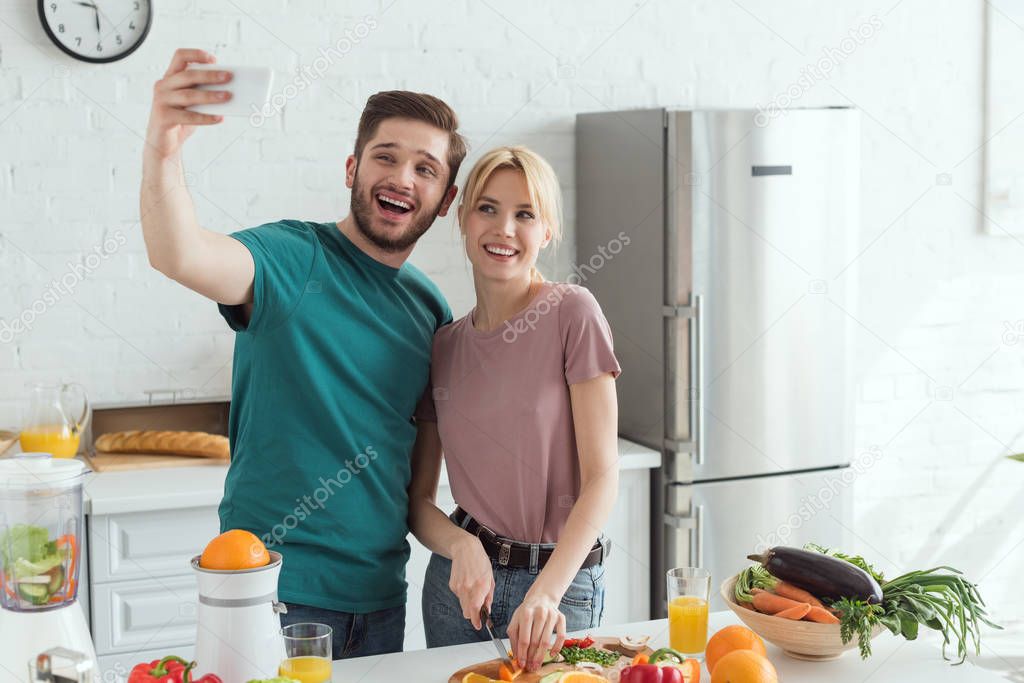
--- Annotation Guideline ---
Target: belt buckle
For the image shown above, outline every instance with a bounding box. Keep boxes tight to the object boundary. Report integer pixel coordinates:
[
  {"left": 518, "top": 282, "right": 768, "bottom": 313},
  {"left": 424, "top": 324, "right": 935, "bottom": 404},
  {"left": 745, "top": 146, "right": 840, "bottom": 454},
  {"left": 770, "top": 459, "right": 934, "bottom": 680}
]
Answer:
[{"left": 498, "top": 542, "right": 512, "bottom": 566}]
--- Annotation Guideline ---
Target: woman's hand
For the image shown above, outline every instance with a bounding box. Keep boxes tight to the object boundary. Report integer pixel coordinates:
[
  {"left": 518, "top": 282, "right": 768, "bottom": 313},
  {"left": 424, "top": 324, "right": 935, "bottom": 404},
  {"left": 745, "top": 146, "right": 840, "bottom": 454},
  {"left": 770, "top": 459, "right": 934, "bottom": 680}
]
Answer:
[
  {"left": 507, "top": 592, "right": 566, "bottom": 672},
  {"left": 448, "top": 534, "right": 495, "bottom": 630}
]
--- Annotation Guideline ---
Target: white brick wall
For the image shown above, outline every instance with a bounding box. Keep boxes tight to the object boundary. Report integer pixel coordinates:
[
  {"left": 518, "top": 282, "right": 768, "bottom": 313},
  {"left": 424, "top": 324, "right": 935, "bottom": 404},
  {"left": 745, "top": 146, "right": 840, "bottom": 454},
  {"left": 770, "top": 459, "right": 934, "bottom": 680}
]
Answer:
[{"left": 1, "top": 0, "right": 1022, "bottom": 640}]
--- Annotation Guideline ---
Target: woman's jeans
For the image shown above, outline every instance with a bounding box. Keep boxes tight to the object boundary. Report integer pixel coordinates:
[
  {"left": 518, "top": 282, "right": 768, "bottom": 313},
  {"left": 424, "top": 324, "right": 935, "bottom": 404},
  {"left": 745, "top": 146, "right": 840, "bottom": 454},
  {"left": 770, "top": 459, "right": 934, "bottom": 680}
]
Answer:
[{"left": 422, "top": 552, "right": 606, "bottom": 648}]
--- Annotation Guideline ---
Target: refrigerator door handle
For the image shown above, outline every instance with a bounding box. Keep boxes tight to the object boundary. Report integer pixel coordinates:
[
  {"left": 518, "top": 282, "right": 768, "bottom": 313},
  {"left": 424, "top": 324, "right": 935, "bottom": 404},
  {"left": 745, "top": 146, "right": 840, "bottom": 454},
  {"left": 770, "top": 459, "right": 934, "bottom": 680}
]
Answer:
[
  {"left": 662, "top": 293, "right": 705, "bottom": 465},
  {"left": 663, "top": 504, "right": 704, "bottom": 568}
]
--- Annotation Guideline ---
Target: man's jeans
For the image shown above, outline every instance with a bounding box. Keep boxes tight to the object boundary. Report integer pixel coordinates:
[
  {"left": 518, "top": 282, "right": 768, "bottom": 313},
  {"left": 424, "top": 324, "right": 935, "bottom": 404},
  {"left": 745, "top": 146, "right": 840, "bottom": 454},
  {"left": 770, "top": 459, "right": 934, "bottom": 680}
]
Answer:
[
  {"left": 280, "top": 602, "right": 406, "bottom": 660},
  {"left": 422, "top": 552, "right": 606, "bottom": 648}
]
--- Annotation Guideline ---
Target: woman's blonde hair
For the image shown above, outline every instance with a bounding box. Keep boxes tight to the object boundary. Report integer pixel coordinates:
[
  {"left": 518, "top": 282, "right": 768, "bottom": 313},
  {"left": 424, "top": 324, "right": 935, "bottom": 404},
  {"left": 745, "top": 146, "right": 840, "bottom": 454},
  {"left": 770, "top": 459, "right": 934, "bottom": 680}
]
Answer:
[{"left": 457, "top": 146, "right": 563, "bottom": 280}]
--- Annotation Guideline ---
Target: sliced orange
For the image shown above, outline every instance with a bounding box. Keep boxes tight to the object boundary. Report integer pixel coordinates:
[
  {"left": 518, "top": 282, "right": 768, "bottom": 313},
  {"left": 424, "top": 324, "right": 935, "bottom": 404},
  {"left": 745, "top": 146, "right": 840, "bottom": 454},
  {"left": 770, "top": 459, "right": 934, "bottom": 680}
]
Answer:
[
  {"left": 462, "top": 673, "right": 497, "bottom": 683},
  {"left": 559, "top": 673, "right": 607, "bottom": 683}
]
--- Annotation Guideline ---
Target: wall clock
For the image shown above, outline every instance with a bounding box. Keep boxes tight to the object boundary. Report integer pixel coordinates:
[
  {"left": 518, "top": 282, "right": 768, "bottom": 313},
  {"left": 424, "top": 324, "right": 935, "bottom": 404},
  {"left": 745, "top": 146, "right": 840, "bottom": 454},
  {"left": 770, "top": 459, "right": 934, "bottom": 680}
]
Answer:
[{"left": 38, "top": 0, "right": 152, "bottom": 64}]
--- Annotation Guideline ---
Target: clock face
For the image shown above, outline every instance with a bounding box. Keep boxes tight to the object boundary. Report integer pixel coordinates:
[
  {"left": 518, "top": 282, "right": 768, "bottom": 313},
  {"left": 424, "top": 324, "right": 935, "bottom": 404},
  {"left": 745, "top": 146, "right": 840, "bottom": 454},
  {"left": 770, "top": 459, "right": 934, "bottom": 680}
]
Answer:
[{"left": 38, "top": 0, "right": 152, "bottom": 63}]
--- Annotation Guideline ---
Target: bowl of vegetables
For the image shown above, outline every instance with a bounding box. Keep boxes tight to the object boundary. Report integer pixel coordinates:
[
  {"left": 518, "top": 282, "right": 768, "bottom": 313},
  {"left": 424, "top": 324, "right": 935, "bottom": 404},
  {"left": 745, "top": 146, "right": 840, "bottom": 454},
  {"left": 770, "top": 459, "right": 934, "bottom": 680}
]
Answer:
[{"left": 721, "top": 544, "right": 999, "bottom": 663}]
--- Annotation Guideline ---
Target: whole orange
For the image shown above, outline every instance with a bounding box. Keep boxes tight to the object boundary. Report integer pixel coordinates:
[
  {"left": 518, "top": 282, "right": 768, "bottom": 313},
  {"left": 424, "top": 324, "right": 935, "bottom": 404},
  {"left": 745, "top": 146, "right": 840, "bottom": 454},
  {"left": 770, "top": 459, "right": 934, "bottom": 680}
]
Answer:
[
  {"left": 709, "top": 650, "right": 777, "bottom": 683},
  {"left": 705, "top": 625, "right": 767, "bottom": 674},
  {"left": 200, "top": 529, "right": 270, "bottom": 570}
]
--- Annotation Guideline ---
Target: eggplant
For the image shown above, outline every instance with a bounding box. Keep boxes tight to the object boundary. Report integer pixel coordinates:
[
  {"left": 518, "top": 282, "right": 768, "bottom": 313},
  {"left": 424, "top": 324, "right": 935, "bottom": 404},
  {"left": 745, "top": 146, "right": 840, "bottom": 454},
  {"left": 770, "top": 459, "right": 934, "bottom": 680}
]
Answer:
[{"left": 747, "top": 546, "right": 883, "bottom": 604}]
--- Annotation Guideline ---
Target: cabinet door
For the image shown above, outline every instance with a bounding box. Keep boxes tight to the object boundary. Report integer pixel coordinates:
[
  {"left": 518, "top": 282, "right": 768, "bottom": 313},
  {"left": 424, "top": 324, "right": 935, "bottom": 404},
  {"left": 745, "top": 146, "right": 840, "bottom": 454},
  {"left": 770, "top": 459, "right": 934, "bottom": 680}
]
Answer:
[
  {"left": 404, "top": 485, "right": 456, "bottom": 651},
  {"left": 90, "top": 506, "right": 220, "bottom": 582},
  {"left": 601, "top": 468, "right": 652, "bottom": 625},
  {"left": 91, "top": 575, "right": 198, "bottom": 655}
]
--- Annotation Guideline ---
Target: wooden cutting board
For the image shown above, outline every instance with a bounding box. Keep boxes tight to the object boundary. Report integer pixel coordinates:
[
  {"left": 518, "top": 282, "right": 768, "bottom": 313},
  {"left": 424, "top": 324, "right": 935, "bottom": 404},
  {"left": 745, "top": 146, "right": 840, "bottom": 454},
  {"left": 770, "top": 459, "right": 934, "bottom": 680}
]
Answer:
[
  {"left": 83, "top": 452, "right": 229, "bottom": 472},
  {"left": 449, "top": 636, "right": 651, "bottom": 683}
]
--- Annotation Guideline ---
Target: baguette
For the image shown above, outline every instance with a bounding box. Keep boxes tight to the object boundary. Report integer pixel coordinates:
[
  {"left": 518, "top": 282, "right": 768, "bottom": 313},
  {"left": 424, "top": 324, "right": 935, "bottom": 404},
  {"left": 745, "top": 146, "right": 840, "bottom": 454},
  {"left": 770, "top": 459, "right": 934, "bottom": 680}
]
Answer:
[{"left": 94, "top": 430, "right": 229, "bottom": 459}]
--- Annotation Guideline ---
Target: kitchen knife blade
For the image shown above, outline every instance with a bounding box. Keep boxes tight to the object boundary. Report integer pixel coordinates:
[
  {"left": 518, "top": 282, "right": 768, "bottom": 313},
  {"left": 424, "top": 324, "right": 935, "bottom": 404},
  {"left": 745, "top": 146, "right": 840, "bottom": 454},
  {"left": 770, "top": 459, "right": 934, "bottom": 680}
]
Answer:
[{"left": 480, "top": 606, "right": 515, "bottom": 669}]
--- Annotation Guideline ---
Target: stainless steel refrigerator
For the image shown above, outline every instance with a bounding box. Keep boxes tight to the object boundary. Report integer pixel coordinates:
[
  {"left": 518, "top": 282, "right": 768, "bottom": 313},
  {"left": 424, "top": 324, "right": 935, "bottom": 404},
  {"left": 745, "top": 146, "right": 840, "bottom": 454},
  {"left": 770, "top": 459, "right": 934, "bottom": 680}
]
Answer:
[{"left": 576, "top": 108, "right": 860, "bottom": 615}]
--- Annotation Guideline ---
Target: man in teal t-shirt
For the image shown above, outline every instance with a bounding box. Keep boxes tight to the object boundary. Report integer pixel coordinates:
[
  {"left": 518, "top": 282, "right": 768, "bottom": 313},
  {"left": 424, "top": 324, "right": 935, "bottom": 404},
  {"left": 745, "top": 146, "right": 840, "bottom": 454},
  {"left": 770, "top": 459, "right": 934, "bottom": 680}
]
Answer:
[{"left": 141, "top": 48, "right": 467, "bottom": 659}]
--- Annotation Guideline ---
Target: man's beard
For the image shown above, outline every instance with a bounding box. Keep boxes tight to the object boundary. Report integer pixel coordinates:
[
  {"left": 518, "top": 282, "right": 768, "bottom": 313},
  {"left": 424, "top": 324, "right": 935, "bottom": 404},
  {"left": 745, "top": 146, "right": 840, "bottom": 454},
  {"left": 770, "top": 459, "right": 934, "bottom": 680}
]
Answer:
[{"left": 350, "top": 170, "right": 444, "bottom": 253}]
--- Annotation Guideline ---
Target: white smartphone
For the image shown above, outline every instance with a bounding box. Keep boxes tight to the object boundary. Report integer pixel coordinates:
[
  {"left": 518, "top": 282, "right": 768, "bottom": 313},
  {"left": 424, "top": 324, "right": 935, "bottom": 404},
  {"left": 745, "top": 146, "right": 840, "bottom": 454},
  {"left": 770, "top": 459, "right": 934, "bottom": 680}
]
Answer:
[{"left": 185, "top": 64, "right": 274, "bottom": 117}]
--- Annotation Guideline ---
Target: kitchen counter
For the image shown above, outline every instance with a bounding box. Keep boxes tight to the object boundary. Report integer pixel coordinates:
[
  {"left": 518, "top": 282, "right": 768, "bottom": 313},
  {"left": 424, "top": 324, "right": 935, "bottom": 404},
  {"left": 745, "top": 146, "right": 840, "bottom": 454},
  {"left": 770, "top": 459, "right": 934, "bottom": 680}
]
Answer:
[
  {"left": 330, "top": 611, "right": 1009, "bottom": 682},
  {"left": 82, "top": 437, "right": 661, "bottom": 515}
]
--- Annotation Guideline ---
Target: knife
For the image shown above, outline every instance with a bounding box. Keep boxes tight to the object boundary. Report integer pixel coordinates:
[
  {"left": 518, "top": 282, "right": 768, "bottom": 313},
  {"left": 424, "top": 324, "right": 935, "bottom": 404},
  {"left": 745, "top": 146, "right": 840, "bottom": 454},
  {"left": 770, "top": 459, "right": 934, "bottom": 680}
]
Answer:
[{"left": 480, "top": 606, "right": 516, "bottom": 670}]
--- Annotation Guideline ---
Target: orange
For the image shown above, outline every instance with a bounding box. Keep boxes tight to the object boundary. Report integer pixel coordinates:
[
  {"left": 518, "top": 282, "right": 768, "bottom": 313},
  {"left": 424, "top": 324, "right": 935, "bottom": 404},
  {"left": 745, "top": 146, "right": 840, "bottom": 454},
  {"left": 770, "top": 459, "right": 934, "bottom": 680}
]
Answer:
[
  {"left": 462, "top": 674, "right": 495, "bottom": 683},
  {"left": 705, "top": 625, "right": 767, "bottom": 675},
  {"left": 199, "top": 529, "right": 270, "bottom": 570},
  {"left": 709, "top": 650, "right": 777, "bottom": 683}
]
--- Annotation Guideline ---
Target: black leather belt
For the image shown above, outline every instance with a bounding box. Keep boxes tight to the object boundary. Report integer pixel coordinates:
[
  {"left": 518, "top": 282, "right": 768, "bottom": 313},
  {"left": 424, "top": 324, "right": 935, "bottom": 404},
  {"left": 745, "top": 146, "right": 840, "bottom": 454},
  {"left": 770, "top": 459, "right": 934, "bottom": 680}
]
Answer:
[{"left": 453, "top": 507, "right": 608, "bottom": 571}]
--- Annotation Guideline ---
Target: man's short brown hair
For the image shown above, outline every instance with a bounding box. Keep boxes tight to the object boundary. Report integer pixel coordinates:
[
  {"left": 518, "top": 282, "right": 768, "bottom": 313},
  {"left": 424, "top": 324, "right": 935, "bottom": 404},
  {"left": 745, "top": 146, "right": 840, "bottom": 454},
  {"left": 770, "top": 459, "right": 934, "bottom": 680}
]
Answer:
[{"left": 354, "top": 91, "right": 468, "bottom": 190}]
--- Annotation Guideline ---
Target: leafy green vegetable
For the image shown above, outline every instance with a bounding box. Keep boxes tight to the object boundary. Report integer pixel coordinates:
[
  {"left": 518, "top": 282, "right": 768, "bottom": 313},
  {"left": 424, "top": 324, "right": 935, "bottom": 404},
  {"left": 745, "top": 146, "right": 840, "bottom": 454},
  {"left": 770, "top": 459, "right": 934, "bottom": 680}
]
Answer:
[
  {"left": 734, "top": 564, "right": 776, "bottom": 603},
  {"left": 804, "top": 542, "right": 885, "bottom": 584},
  {"left": 559, "top": 646, "right": 620, "bottom": 667},
  {"left": 807, "top": 545, "right": 1001, "bottom": 663},
  {"left": 832, "top": 597, "right": 884, "bottom": 658},
  {"left": 0, "top": 524, "right": 58, "bottom": 571}
]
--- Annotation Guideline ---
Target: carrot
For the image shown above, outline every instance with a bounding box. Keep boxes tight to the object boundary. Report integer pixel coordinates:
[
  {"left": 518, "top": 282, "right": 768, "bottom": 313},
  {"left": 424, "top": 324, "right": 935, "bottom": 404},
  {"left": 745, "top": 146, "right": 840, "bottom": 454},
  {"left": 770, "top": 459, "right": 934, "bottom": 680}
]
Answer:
[
  {"left": 774, "top": 603, "right": 812, "bottom": 620},
  {"left": 803, "top": 605, "right": 840, "bottom": 624},
  {"left": 773, "top": 580, "right": 824, "bottom": 608},
  {"left": 751, "top": 590, "right": 809, "bottom": 615}
]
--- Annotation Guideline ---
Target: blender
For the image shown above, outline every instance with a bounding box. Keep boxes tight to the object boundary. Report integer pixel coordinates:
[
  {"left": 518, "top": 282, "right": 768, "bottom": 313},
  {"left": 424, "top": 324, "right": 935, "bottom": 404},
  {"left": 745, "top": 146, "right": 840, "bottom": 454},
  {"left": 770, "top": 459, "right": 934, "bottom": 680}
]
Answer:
[{"left": 0, "top": 455, "right": 96, "bottom": 682}]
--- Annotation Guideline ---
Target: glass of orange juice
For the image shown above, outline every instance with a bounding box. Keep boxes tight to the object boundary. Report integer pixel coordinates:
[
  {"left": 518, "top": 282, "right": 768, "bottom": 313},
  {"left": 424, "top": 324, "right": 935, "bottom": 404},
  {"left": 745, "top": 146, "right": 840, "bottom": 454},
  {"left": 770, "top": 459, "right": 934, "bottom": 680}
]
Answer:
[
  {"left": 280, "top": 622, "right": 332, "bottom": 683},
  {"left": 667, "top": 567, "right": 711, "bottom": 657}
]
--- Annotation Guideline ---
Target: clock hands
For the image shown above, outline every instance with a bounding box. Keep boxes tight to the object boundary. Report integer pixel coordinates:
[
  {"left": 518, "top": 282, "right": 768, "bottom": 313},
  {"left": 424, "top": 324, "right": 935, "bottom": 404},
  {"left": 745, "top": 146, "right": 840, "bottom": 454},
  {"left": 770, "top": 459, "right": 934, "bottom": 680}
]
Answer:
[{"left": 73, "top": 1, "right": 100, "bottom": 35}]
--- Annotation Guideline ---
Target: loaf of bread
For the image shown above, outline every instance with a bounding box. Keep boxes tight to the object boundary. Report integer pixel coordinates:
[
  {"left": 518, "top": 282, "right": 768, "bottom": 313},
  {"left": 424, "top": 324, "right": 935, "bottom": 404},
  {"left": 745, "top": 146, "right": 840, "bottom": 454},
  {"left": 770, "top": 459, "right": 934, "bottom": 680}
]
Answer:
[{"left": 94, "top": 430, "right": 229, "bottom": 459}]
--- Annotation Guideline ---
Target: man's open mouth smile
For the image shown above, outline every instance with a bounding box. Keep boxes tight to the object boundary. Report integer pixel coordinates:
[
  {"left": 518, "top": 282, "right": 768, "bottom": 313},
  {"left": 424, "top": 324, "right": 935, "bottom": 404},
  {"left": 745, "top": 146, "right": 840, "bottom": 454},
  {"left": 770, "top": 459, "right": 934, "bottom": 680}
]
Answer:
[{"left": 376, "top": 191, "right": 415, "bottom": 219}]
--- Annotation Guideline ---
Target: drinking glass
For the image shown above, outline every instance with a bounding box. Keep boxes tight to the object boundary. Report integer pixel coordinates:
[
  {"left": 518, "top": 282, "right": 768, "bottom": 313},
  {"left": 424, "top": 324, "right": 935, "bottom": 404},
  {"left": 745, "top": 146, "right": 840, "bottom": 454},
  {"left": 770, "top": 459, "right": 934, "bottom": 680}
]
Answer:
[
  {"left": 667, "top": 567, "right": 711, "bottom": 657},
  {"left": 279, "top": 622, "right": 332, "bottom": 683}
]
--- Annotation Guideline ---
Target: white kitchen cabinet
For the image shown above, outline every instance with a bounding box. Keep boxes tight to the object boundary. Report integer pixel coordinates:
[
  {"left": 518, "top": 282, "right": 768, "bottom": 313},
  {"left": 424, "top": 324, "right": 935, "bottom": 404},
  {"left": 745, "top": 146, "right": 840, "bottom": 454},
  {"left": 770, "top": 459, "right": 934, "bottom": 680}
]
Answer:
[
  {"left": 89, "top": 506, "right": 221, "bottom": 582},
  {"left": 91, "top": 575, "right": 199, "bottom": 654},
  {"left": 87, "top": 505, "right": 216, "bottom": 673}
]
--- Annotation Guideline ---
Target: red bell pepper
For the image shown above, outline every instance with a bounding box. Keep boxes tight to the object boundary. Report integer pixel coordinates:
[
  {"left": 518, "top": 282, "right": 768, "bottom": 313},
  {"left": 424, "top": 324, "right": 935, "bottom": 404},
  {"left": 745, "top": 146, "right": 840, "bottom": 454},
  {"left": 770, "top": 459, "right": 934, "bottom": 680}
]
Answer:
[
  {"left": 620, "top": 664, "right": 684, "bottom": 683},
  {"left": 126, "top": 656, "right": 222, "bottom": 683},
  {"left": 188, "top": 674, "right": 223, "bottom": 683},
  {"left": 127, "top": 656, "right": 192, "bottom": 683}
]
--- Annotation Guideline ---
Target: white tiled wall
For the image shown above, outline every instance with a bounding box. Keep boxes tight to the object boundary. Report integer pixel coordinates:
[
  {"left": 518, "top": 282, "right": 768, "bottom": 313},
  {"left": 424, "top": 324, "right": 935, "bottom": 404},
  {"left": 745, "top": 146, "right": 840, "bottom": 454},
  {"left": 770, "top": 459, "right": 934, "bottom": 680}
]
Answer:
[{"left": 1, "top": 0, "right": 1021, "bottom": 636}]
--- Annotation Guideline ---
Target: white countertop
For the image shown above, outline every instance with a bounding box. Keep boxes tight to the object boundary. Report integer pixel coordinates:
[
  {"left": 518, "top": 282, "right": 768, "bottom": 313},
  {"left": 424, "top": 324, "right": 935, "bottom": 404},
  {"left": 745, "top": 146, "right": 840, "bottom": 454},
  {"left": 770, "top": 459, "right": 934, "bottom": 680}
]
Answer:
[
  {"left": 82, "top": 438, "right": 661, "bottom": 515},
  {"left": 331, "top": 611, "right": 1010, "bottom": 682}
]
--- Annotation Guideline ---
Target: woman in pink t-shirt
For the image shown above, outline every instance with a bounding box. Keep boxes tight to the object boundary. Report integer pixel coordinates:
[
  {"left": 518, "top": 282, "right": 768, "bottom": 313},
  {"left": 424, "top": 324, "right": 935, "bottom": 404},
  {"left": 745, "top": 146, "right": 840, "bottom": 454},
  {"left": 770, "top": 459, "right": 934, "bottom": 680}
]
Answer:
[{"left": 409, "top": 146, "right": 622, "bottom": 672}]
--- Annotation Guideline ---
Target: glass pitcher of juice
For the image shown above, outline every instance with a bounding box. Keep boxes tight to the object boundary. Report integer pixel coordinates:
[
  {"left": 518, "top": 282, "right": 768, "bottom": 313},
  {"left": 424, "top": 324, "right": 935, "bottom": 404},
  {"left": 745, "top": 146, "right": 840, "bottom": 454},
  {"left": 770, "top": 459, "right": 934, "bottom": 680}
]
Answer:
[{"left": 19, "top": 383, "right": 90, "bottom": 458}]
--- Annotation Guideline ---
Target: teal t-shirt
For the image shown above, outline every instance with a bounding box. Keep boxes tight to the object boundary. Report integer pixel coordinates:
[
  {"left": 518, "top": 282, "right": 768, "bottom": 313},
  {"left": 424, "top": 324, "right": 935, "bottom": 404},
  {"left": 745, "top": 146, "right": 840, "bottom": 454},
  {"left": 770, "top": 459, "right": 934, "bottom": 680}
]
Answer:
[{"left": 216, "top": 219, "right": 451, "bottom": 613}]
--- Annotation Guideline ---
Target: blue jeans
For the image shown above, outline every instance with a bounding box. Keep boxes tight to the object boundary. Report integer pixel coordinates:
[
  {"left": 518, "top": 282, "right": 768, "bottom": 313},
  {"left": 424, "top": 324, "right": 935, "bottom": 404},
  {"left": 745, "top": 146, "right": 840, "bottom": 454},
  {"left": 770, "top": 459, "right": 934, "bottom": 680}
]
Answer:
[
  {"left": 280, "top": 602, "right": 405, "bottom": 659},
  {"left": 422, "top": 552, "right": 606, "bottom": 648}
]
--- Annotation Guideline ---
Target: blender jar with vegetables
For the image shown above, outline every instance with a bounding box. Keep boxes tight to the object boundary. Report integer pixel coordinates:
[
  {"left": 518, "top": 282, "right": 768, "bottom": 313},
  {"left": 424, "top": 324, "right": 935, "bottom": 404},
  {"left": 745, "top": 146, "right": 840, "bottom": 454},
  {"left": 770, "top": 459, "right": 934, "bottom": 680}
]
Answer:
[{"left": 0, "top": 457, "right": 85, "bottom": 611}]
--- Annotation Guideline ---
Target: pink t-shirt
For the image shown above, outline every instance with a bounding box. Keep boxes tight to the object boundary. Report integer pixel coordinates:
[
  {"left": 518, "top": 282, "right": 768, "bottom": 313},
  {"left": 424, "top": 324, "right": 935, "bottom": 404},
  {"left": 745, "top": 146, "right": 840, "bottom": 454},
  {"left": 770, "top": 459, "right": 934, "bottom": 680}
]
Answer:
[{"left": 416, "top": 282, "right": 621, "bottom": 543}]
